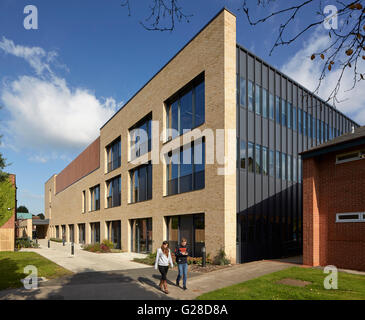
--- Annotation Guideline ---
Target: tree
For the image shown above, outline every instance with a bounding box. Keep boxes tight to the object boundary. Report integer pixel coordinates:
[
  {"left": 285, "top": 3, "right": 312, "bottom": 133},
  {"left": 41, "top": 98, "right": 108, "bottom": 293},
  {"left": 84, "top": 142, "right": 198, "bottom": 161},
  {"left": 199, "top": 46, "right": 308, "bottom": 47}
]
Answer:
[
  {"left": 37, "top": 213, "right": 45, "bottom": 220},
  {"left": 0, "top": 179, "right": 15, "bottom": 227},
  {"left": 121, "top": 0, "right": 365, "bottom": 106},
  {"left": 17, "top": 205, "right": 29, "bottom": 213}
]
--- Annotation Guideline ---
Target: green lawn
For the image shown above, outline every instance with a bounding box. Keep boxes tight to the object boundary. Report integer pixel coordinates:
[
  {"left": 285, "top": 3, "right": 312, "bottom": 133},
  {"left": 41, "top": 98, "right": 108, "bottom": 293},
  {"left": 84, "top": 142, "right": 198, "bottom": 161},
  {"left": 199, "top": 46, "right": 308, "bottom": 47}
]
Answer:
[
  {"left": 197, "top": 266, "right": 365, "bottom": 300},
  {"left": 0, "top": 251, "right": 72, "bottom": 291}
]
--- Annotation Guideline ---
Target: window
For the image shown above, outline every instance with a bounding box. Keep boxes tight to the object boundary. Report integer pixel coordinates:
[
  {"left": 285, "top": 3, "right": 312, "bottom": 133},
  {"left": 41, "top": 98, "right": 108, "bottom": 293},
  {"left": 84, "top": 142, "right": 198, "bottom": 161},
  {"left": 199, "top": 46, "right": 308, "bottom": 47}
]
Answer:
[
  {"left": 293, "top": 157, "right": 297, "bottom": 182},
  {"left": 293, "top": 107, "right": 297, "bottom": 131},
  {"left": 240, "top": 77, "right": 246, "bottom": 107},
  {"left": 336, "top": 212, "right": 365, "bottom": 223},
  {"left": 276, "top": 96, "right": 280, "bottom": 124},
  {"left": 262, "top": 146, "right": 268, "bottom": 176},
  {"left": 288, "top": 155, "right": 292, "bottom": 182},
  {"left": 166, "top": 139, "right": 205, "bottom": 196},
  {"left": 248, "top": 142, "right": 254, "bottom": 172},
  {"left": 240, "top": 140, "right": 246, "bottom": 169},
  {"left": 269, "top": 93, "right": 274, "bottom": 120},
  {"left": 303, "top": 111, "right": 307, "bottom": 136},
  {"left": 321, "top": 121, "right": 324, "bottom": 143},
  {"left": 329, "top": 126, "right": 333, "bottom": 140},
  {"left": 298, "top": 109, "right": 302, "bottom": 134},
  {"left": 308, "top": 114, "right": 312, "bottom": 138},
  {"left": 106, "top": 137, "right": 121, "bottom": 172},
  {"left": 106, "top": 175, "right": 121, "bottom": 208},
  {"left": 317, "top": 119, "right": 320, "bottom": 143},
  {"left": 82, "top": 190, "right": 86, "bottom": 213},
  {"left": 166, "top": 77, "right": 205, "bottom": 139},
  {"left": 255, "top": 144, "right": 261, "bottom": 174},
  {"left": 90, "top": 185, "right": 100, "bottom": 211},
  {"left": 287, "top": 103, "right": 292, "bottom": 129},
  {"left": 298, "top": 157, "right": 302, "bottom": 182},
  {"left": 255, "top": 84, "right": 261, "bottom": 115},
  {"left": 282, "top": 153, "right": 286, "bottom": 180},
  {"left": 248, "top": 81, "right": 254, "bottom": 111},
  {"left": 269, "top": 150, "right": 274, "bottom": 177},
  {"left": 130, "top": 162, "right": 152, "bottom": 203},
  {"left": 130, "top": 116, "right": 152, "bottom": 160},
  {"left": 313, "top": 117, "right": 316, "bottom": 140},
  {"left": 336, "top": 150, "right": 365, "bottom": 164},
  {"left": 325, "top": 123, "right": 328, "bottom": 141},
  {"left": 281, "top": 99, "right": 287, "bottom": 127},
  {"left": 262, "top": 88, "right": 268, "bottom": 118},
  {"left": 276, "top": 151, "right": 281, "bottom": 179}
]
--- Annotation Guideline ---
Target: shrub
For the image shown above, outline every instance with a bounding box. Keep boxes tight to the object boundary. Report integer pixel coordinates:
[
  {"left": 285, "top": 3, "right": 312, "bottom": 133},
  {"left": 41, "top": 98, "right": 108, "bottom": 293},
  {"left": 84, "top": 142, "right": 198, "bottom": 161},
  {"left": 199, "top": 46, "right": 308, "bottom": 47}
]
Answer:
[
  {"left": 213, "top": 248, "right": 231, "bottom": 265},
  {"left": 82, "top": 242, "right": 111, "bottom": 253},
  {"left": 133, "top": 251, "right": 157, "bottom": 265},
  {"left": 15, "top": 237, "right": 39, "bottom": 249},
  {"left": 101, "top": 239, "right": 114, "bottom": 250}
]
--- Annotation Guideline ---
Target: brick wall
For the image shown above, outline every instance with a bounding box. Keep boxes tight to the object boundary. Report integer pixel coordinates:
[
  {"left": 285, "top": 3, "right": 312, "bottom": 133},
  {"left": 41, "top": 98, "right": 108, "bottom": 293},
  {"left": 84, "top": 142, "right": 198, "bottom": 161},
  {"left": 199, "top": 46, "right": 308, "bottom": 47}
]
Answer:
[{"left": 303, "top": 144, "right": 365, "bottom": 271}]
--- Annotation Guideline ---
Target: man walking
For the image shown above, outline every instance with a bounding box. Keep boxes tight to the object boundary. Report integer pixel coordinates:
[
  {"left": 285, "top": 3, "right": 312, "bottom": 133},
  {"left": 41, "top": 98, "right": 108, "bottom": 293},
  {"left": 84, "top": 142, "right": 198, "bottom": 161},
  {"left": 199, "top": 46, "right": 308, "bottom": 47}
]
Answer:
[{"left": 175, "top": 238, "right": 189, "bottom": 290}]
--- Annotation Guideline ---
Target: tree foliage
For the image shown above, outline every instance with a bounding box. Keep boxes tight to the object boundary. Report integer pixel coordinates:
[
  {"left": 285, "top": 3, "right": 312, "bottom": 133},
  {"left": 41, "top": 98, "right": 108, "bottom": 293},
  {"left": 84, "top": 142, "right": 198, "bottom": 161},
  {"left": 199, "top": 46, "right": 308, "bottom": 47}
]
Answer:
[
  {"left": 0, "top": 179, "right": 15, "bottom": 227},
  {"left": 17, "top": 206, "right": 29, "bottom": 213},
  {"left": 121, "top": 0, "right": 365, "bottom": 106}
]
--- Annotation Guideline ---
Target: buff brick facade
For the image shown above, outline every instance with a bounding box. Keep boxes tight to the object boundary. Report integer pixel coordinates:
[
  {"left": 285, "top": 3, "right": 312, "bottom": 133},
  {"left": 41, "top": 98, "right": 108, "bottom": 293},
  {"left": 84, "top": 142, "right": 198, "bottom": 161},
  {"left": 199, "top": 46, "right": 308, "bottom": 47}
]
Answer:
[
  {"left": 45, "top": 9, "right": 237, "bottom": 262},
  {"left": 302, "top": 130, "right": 365, "bottom": 271}
]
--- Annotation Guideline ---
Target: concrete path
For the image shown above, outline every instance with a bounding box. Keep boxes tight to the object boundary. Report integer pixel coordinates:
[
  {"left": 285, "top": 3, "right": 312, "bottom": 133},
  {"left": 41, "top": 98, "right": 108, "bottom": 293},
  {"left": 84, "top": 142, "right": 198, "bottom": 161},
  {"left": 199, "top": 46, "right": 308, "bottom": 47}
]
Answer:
[
  {"left": 0, "top": 257, "right": 295, "bottom": 300},
  {"left": 21, "top": 239, "right": 149, "bottom": 272}
]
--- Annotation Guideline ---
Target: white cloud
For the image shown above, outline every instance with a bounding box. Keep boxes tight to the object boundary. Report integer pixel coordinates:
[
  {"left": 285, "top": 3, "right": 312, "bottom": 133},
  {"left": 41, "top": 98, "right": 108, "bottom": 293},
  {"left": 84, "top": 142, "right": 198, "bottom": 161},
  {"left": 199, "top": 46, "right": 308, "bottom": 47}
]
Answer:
[
  {"left": 0, "top": 37, "right": 56, "bottom": 76},
  {"left": 0, "top": 37, "right": 121, "bottom": 157},
  {"left": 281, "top": 28, "right": 365, "bottom": 125}
]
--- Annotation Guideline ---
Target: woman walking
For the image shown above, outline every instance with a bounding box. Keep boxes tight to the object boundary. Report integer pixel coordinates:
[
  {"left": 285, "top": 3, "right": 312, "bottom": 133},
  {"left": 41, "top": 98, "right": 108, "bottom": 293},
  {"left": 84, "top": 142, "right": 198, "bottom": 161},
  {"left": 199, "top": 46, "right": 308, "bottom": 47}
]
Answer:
[
  {"left": 154, "top": 241, "right": 174, "bottom": 294},
  {"left": 174, "top": 238, "right": 189, "bottom": 290}
]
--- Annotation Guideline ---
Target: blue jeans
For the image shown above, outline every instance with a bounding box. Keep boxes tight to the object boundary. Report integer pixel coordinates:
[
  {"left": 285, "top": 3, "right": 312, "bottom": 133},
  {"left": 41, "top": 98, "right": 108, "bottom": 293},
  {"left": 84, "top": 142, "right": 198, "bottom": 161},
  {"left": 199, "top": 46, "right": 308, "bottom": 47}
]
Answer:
[{"left": 177, "top": 263, "right": 188, "bottom": 287}]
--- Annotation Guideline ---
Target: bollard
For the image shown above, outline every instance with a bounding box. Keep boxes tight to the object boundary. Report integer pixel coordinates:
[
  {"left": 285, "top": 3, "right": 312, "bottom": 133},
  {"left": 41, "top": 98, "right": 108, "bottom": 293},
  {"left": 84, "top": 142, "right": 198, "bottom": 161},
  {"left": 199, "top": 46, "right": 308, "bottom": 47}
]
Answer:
[
  {"left": 35, "top": 238, "right": 38, "bottom": 245},
  {"left": 48, "top": 240, "right": 50, "bottom": 248},
  {"left": 71, "top": 242, "right": 74, "bottom": 255},
  {"left": 63, "top": 238, "right": 65, "bottom": 246},
  {"left": 202, "top": 246, "right": 206, "bottom": 267}
]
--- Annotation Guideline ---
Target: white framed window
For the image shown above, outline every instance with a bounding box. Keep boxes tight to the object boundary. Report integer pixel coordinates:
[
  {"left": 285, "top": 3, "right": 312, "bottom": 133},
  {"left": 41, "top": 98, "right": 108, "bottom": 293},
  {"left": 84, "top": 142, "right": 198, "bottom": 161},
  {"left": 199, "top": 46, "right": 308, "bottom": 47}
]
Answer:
[
  {"left": 336, "top": 212, "right": 365, "bottom": 223},
  {"left": 336, "top": 150, "right": 365, "bottom": 164}
]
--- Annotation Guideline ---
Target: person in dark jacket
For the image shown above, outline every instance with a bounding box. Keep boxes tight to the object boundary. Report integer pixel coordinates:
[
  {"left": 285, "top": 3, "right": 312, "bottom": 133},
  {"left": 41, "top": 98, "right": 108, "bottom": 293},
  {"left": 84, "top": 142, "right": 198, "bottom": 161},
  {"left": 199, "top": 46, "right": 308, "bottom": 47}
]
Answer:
[{"left": 174, "top": 238, "right": 189, "bottom": 290}]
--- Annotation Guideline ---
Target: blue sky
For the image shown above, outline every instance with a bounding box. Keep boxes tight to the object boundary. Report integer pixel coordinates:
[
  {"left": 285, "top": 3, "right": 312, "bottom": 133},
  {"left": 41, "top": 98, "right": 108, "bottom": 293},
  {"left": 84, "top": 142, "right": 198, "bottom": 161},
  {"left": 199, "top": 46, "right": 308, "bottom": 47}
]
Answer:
[{"left": 0, "top": 0, "right": 364, "bottom": 214}]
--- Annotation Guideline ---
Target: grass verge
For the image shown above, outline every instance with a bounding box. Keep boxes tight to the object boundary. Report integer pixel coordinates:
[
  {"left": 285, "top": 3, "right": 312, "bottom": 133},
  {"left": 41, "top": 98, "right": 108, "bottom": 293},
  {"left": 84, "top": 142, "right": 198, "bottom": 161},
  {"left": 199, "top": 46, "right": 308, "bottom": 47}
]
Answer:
[
  {"left": 0, "top": 251, "right": 73, "bottom": 291},
  {"left": 196, "top": 266, "right": 365, "bottom": 300}
]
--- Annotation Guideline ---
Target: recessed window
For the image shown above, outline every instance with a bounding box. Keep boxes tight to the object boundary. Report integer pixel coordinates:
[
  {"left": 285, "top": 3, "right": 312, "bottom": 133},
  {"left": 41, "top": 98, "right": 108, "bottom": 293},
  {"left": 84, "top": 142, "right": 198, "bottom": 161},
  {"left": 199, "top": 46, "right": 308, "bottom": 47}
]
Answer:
[
  {"left": 106, "top": 175, "right": 121, "bottom": 208},
  {"left": 336, "top": 151, "right": 364, "bottom": 164},
  {"left": 106, "top": 137, "right": 121, "bottom": 173},
  {"left": 129, "top": 115, "right": 152, "bottom": 161},
  {"left": 336, "top": 213, "right": 364, "bottom": 223},
  {"left": 166, "top": 75, "right": 205, "bottom": 140},
  {"left": 89, "top": 185, "right": 100, "bottom": 211},
  {"left": 166, "top": 139, "right": 205, "bottom": 196},
  {"left": 130, "top": 162, "right": 152, "bottom": 203}
]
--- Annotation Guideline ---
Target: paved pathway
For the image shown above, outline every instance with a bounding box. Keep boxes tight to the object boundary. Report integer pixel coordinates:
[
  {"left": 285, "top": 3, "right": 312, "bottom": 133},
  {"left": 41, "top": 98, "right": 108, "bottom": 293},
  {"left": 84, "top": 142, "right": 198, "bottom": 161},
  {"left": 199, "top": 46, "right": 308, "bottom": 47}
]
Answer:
[
  {"left": 0, "top": 258, "right": 295, "bottom": 300},
  {"left": 21, "top": 239, "right": 149, "bottom": 272}
]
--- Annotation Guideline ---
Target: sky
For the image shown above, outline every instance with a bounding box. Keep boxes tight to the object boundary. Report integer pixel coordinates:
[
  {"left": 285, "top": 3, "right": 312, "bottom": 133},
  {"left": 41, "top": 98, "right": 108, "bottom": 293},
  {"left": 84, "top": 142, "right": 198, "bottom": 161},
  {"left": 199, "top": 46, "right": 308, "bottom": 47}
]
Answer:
[{"left": 0, "top": 0, "right": 364, "bottom": 214}]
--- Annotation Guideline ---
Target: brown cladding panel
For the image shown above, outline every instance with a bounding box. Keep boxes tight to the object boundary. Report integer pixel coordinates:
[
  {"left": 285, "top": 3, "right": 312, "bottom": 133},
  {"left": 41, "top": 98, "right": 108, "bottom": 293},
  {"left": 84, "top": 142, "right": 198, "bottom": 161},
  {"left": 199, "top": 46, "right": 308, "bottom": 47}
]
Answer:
[{"left": 56, "top": 137, "right": 100, "bottom": 194}]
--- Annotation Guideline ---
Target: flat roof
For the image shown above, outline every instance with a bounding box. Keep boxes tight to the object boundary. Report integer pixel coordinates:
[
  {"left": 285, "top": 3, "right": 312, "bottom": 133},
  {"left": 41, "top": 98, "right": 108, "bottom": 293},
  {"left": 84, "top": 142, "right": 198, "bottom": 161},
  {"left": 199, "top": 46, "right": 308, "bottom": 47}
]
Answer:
[{"left": 301, "top": 126, "right": 365, "bottom": 159}]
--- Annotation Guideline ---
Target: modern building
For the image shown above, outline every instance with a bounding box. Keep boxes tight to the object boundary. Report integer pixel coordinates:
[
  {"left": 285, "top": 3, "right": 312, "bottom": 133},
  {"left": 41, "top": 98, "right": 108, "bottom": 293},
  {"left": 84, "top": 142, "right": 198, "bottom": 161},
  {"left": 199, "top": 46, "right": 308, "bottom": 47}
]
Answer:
[
  {"left": 0, "top": 174, "right": 16, "bottom": 251},
  {"left": 302, "top": 126, "right": 365, "bottom": 271},
  {"left": 16, "top": 213, "right": 49, "bottom": 240},
  {"left": 45, "top": 8, "right": 358, "bottom": 263}
]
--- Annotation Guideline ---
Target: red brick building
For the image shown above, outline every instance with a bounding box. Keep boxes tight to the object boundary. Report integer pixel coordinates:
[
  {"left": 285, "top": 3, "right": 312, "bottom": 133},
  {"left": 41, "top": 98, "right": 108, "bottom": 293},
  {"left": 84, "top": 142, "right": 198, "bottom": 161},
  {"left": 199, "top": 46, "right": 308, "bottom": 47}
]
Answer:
[{"left": 301, "top": 126, "right": 365, "bottom": 271}]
